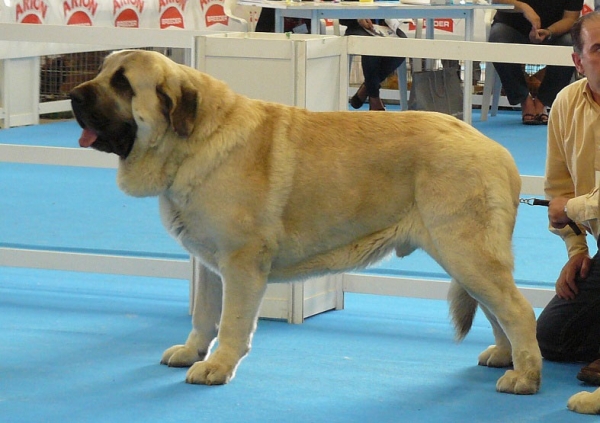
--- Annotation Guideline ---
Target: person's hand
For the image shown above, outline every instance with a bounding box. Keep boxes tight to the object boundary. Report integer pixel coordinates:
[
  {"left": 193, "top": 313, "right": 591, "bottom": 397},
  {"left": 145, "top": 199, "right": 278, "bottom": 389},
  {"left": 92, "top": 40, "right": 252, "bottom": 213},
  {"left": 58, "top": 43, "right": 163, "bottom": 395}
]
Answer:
[
  {"left": 548, "top": 197, "right": 571, "bottom": 229},
  {"left": 529, "top": 28, "right": 544, "bottom": 44},
  {"left": 358, "top": 19, "right": 374, "bottom": 31},
  {"left": 556, "top": 253, "right": 591, "bottom": 299},
  {"left": 529, "top": 28, "right": 552, "bottom": 44}
]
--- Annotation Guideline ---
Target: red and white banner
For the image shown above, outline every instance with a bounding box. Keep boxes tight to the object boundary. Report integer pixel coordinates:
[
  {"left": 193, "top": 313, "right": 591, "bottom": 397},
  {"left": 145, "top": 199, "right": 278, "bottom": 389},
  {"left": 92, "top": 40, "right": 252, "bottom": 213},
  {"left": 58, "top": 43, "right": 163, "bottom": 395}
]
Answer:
[{"left": 3, "top": 0, "right": 243, "bottom": 31}]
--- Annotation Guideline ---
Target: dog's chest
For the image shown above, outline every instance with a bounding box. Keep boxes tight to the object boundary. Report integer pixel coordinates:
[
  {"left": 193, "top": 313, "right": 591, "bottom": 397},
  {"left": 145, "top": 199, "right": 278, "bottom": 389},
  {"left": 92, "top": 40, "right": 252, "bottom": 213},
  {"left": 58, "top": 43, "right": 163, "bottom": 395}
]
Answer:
[
  {"left": 158, "top": 194, "right": 212, "bottom": 260},
  {"left": 159, "top": 195, "right": 188, "bottom": 240},
  {"left": 159, "top": 195, "right": 197, "bottom": 254}
]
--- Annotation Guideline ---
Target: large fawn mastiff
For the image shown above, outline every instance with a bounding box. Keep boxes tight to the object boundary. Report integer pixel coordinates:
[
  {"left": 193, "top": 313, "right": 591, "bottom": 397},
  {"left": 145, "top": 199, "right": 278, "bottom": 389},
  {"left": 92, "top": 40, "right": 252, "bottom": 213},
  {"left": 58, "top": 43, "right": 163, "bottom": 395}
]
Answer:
[{"left": 70, "top": 50, "right": 542, "bottom": 395}]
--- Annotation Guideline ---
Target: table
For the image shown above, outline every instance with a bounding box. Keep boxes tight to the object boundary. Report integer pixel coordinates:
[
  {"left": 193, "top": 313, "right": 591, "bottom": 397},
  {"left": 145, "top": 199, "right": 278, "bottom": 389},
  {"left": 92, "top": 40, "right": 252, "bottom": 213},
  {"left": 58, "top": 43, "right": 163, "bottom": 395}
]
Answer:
[{"left": 237, "top": 0, "right": 513, "bottom": 123}]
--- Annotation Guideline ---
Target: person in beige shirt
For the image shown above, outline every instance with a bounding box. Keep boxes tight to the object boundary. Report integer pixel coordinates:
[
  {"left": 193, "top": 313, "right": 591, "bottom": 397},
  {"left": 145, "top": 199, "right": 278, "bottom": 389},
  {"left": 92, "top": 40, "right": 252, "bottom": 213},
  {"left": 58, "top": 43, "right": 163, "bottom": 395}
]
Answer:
[{"left": 539, "top": 11, "right": 600, "bottom": 385}]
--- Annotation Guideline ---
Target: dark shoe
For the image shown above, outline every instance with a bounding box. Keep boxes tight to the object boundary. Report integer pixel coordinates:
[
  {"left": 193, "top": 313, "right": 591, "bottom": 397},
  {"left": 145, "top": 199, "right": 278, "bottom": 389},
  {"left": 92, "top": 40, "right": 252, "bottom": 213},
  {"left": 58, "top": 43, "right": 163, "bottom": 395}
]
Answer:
[
  {"left": 577, "top": 359, "right": 600, "bottom": 386},
  {"left": 369, "top": 96, "right": 385, "bottom": 111},
  {"left": 536, "top": 113, "right": 549, "bottom": 125},
  {"left": 350, "top": 84, "right": 367, "bottom": 109},
  {"left": 522, "top": 113, "right": 540, "bottom": 125}
]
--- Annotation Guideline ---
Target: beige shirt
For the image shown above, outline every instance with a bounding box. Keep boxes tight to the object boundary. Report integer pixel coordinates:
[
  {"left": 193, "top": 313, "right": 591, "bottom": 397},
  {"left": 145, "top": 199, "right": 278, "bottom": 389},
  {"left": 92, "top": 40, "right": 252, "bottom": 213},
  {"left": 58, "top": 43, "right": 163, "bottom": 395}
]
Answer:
[{"left": 545, "top": 77, "right": 600, "bottom": 258}]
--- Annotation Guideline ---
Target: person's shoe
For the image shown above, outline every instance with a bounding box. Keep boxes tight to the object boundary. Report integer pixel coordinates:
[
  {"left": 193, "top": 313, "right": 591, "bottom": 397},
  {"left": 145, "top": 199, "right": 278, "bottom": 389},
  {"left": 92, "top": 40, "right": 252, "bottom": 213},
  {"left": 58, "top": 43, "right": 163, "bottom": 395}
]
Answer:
[
  {"left": 536, "top": 113, "right": 549, "bottom": 125},
  {"left": 350, "top": 84, "right": 367, "bottom": 109},
  {"left": 577, "top": 359, "right": 600, "bottom": 385},
  {"left": 369, "top": 96, "right": 385, "bottom": 111},
  {"left": 522, "top": 113, "right": 540, "bottom": 125}
]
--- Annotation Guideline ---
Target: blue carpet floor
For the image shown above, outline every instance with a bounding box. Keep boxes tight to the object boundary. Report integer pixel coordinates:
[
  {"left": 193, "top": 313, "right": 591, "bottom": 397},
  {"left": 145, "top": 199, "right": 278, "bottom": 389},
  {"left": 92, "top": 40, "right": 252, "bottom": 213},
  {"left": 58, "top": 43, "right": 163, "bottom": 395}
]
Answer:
[
  {"left": 1, "top": 109, "right": 598, "bottom": 422},
  {"left": 0, "top": 267, "right": 595, "bottom": 423}
]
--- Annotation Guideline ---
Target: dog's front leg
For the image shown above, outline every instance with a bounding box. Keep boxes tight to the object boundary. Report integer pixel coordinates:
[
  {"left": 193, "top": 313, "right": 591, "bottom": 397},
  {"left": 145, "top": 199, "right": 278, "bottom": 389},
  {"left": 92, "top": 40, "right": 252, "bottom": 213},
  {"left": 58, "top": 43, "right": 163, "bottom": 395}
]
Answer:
[
  {"left": 186, "top": 254, "right": 268, "bottom": 385},
  {"left": 161, "top": 264, "right": 223, "bottom": 367}
]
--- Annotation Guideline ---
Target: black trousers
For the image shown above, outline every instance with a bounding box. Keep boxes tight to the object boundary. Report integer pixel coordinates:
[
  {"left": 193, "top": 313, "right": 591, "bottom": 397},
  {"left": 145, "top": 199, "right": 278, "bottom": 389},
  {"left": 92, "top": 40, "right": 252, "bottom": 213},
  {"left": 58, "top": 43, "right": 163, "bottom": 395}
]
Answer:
[
  {"left": 344, "top": 25, "right": 405, "bottom": 98},
  {"left": 537, "top": 249, "right": 600, "bottom": 363}
]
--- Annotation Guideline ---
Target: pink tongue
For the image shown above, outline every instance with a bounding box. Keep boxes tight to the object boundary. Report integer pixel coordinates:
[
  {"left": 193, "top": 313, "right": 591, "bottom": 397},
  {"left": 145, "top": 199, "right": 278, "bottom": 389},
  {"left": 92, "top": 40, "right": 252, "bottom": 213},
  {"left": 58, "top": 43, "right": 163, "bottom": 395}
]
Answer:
[{"left": 79, "top": 128, "right": 98, "bottom": 148}]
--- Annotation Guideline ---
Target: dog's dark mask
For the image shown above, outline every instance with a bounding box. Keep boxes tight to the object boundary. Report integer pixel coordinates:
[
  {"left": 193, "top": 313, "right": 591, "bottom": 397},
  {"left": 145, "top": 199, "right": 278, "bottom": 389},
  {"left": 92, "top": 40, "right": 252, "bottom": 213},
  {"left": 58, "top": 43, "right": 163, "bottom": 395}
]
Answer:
[{"left": 70, "top": 67, "right": 137, "bottom": 159}]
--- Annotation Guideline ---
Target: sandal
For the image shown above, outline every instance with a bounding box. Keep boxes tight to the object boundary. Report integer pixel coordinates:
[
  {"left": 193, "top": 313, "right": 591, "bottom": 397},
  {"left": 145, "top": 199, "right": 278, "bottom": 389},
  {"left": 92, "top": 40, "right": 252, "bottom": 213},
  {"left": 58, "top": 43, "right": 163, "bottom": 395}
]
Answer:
[
  {"left": 536, "top": 113, "right": 549, "bottom": 125},
  {"left": 522, "top": 113, "right": 540, "bottom": 125}
]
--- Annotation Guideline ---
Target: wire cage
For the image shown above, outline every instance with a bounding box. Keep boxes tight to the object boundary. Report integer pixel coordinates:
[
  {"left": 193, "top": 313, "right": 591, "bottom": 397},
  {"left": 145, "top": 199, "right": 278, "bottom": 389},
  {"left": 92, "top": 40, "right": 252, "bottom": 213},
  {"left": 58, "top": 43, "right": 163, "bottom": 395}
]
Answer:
[
  {"left": 38, "top": 48, "right": 186, "bottom": 104},
  {"left": 40, "top": 51, "right": 110, "bottom": 102}
]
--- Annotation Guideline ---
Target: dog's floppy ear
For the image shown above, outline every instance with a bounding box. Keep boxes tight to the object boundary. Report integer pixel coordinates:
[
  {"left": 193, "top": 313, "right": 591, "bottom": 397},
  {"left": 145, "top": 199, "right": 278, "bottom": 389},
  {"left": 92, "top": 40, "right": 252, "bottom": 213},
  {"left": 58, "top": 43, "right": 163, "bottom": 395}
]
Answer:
[{"left": 157, "top": 80, "right": 198, "bottom": 137}]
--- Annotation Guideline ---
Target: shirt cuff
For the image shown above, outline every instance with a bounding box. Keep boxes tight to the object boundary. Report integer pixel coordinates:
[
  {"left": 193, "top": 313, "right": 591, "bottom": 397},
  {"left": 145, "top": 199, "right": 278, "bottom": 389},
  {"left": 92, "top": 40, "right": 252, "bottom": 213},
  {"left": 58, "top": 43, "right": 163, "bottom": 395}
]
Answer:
[{"left": 566, "top": 190, "right": 599, "bottom": 223}]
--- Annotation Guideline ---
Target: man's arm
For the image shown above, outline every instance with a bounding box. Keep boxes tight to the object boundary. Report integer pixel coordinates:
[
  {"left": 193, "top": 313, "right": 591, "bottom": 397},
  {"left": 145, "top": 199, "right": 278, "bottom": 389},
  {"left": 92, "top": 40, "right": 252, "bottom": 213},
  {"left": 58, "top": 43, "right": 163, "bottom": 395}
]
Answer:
[
  {"left": 545, "top": 100, "right": 589, "bottom": 258},
  {"left": 534, "top": 10, "right": 581, "bottom": 42},
  {"left": 492, "top": 0, "right": 541, "bottom": 29},
  {"left": 546, "top": 103, "right": 592, "bottom": 299}
]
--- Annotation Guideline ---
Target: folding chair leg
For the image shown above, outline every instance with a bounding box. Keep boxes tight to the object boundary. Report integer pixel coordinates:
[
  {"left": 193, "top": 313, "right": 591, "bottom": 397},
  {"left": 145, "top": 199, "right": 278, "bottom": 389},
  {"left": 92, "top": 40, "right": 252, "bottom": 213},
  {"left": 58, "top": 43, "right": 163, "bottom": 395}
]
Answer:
[
  {"left": 491, "top": 72, "right": 501, "bottom": 117},
  {"left": 481, "top": 63, "right": 495, "bottom": 121},
  {"left": 398, "top": 61, "right": 408, "bottom": 110}
]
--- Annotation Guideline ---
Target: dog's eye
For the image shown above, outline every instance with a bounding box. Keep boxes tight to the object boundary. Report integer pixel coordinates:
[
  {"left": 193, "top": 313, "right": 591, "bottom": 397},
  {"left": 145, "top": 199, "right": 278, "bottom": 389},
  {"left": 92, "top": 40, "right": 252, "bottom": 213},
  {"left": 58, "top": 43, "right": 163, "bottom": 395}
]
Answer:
[{"left": 110, "top": 67, "right": 134, "bottom": 96}]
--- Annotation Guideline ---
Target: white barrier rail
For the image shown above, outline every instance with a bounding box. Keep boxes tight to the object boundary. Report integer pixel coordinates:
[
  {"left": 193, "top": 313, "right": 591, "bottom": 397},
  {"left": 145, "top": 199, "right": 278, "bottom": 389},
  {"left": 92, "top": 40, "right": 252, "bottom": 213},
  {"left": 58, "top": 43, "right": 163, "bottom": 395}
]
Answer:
[
  {"left": 347, "top": 36, "right": 574, "bottom": 66},
  {"left": 0, "top": 23, "right": 207, "bottom": 59},
  {"left": 0, "top": 247, "right": 191, "bottom": 279}
]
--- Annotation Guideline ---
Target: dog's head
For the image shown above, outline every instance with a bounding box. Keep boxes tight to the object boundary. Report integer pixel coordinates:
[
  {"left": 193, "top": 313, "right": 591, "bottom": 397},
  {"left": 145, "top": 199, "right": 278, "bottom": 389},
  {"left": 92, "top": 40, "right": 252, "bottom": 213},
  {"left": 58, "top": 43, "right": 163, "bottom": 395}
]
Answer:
[{"left": 70, "top": 50, "right": 198, "bottom": 159}]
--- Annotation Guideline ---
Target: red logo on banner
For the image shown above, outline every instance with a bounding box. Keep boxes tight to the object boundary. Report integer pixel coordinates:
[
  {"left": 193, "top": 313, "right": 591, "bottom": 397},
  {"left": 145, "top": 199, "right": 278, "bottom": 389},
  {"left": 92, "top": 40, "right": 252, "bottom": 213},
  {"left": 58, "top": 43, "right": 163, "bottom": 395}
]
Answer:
[
  {"left": 114, "top": 0, "right": 144, "bottom": 27},
  {"left": 204, "top": 3, "right": 228, "bottom": 27},
  {"left": 21, "top": 14, "right": 43, "bottom": 23},
  {"left": 409, "top": 18, "right": 454, "bottom": 33},
  {"left": 160, "top": 6, "right": 185, "bottom": 28},
  {"left": 67, "top": 10, "right": 93, "bottom": 25},
  {"left": 159, "top": 0, "right": 186, "bottom": 12},
  {"left": 63, "top": 0, "right": 98, "bottom": 25},
  {"left": 16, "top": 0, "right": 49, "bottom": 23},
  {"left": 582, "top": 4, "right": 593, "bottom": 15},
  {"left": 114, "top": 0, "right": 145, "bottom": 14},
  {"left": 115, "top": 8, "right": 140, "bottom": 27}
]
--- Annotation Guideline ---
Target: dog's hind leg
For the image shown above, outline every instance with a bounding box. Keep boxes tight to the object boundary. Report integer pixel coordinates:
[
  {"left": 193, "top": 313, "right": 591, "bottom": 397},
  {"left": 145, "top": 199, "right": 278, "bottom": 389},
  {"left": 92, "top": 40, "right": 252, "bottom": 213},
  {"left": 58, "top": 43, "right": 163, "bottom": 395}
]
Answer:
[
  {"left": 439, "top": 245, "right": 541, "bottom": 394},
  {"left": 161, "top": 264, "right": 223, "bottom": 367},
  {"left": 476, "top": 303, "right": 513, "bottom": 367},
  {"left": 418, "top": 217, "right": 540, "bottom": 393},
  {"left": 448, "top": 278, "right": 513, "bottom": 367}
]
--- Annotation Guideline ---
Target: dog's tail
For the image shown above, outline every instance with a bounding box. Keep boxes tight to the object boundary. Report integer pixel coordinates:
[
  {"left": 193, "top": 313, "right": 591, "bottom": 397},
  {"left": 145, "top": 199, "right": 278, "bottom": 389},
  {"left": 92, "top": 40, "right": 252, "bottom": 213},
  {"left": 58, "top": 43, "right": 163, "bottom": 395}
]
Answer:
[{"left": 448, "top": 279, "right": 478, "bottom": 341}]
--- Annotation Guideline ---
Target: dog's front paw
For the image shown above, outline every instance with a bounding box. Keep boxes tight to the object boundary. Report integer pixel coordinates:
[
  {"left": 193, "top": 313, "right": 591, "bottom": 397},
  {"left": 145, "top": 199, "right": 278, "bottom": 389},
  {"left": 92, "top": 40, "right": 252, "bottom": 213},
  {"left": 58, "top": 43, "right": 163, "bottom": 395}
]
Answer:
[
  {"left": 568, "top": 390, "right": 600, "bottom": 414},
  {"left": 495, "top": 369, "right": 540, "bottom": 395},
  {"left": 161, "top": 344, "right": 205, "bottom": 367},
  {"left": 186, "top": 360, "right": 235, "bottom": 385},
  {"left": 478, "top": 345, "right": 512, "bottom": 367}
]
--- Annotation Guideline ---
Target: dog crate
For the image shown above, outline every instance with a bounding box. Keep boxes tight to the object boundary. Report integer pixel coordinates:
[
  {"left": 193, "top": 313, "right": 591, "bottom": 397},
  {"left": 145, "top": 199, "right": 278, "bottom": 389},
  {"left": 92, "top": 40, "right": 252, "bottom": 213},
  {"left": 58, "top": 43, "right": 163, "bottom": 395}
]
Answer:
[{"left": 196, "top": 32, "right": 347, "bottom": 111}]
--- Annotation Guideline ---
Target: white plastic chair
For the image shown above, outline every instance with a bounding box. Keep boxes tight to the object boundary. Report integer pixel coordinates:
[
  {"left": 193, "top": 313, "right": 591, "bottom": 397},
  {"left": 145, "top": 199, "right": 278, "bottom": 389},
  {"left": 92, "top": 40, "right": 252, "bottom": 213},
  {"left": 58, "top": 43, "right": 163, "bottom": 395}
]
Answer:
[
  {"left": 223, "top": 0, "right": 250, "bottom": 32},
  {"left": 479, "top": 9, "right": 502, "bottom": 121}
]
